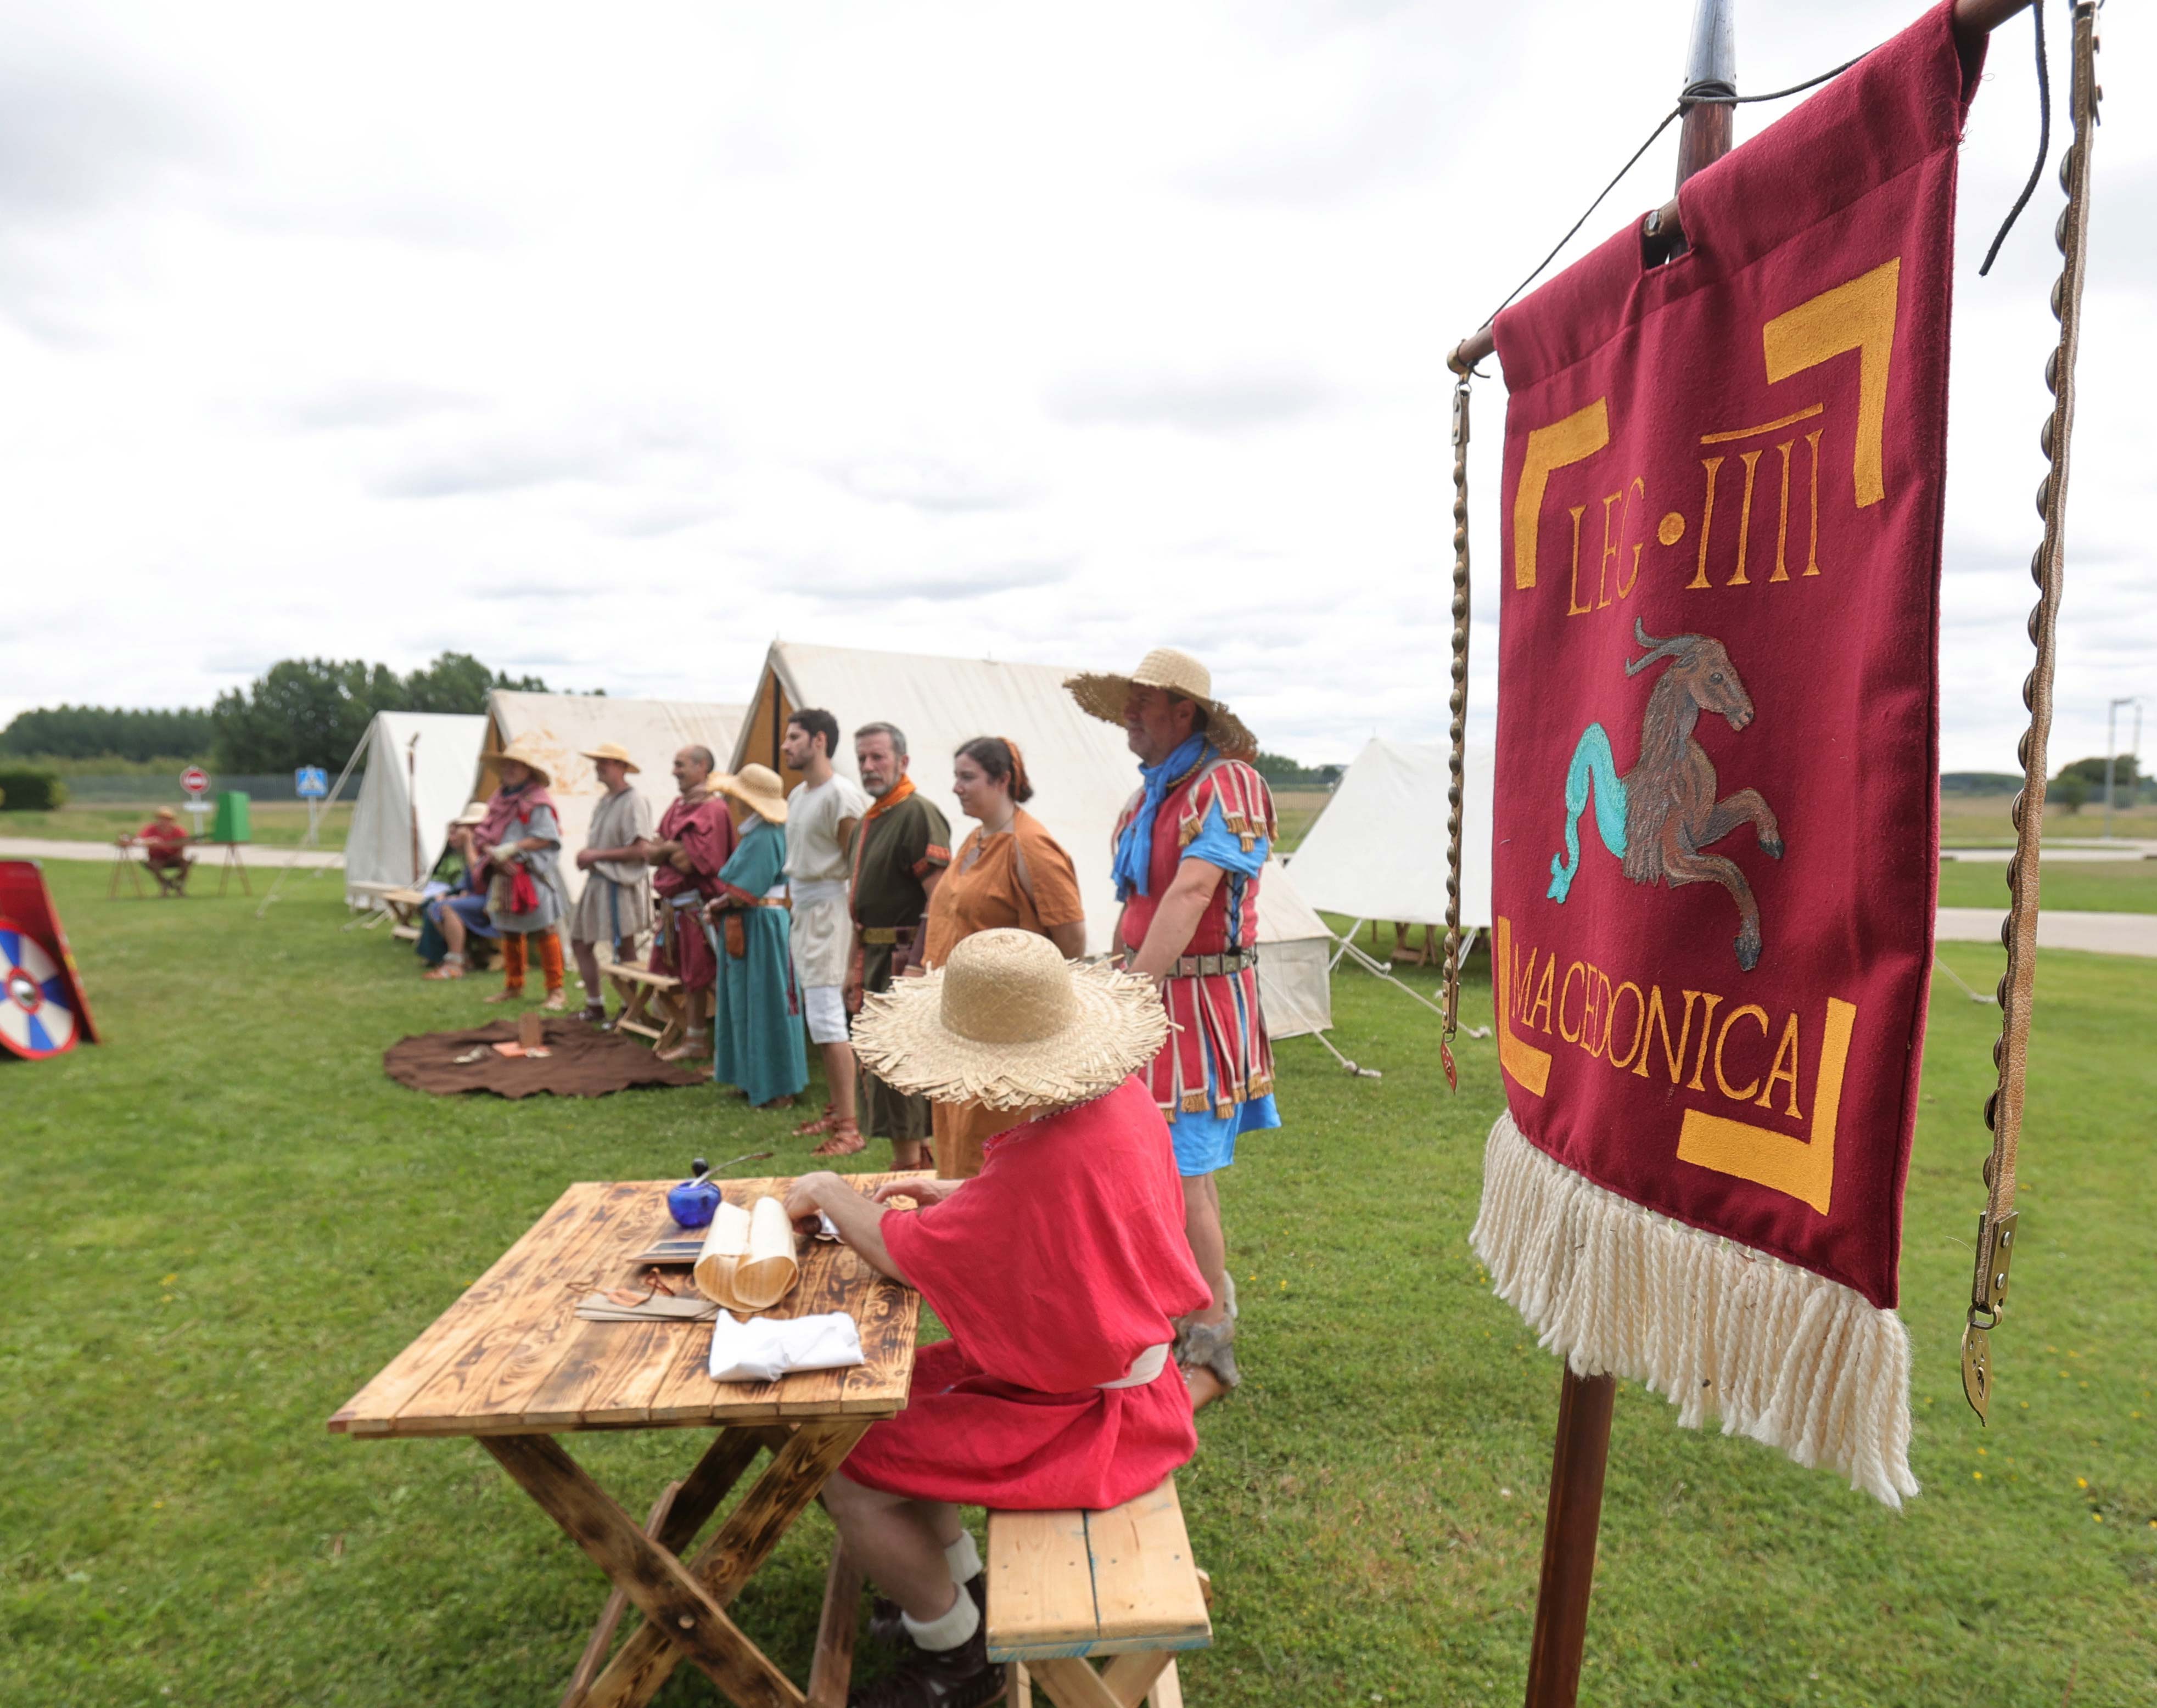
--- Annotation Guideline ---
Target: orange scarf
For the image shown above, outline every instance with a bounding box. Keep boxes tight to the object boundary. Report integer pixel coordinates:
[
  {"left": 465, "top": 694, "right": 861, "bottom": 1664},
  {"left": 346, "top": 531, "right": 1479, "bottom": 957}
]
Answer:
[{"left": 862, "top": 773, "right": 916, "bottom": 823}]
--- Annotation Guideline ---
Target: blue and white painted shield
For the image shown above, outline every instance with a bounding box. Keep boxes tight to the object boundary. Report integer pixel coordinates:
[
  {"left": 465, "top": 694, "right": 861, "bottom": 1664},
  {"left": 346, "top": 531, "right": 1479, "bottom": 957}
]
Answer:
[{"left": 0, "top": 919, "right": 76, "bottom": 1059}]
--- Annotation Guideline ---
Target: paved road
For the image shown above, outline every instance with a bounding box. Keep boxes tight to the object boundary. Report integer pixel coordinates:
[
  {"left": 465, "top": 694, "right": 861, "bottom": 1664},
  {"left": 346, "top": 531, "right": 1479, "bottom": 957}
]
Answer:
[
  {"left": 0, "top": 837, "right": 344, "bottom": 870},
  {"left": 1941, "top": 845, "right": 2156, "bottom": 862},
  {"left": 1935, "top": 908, "right": 2157, "bottom": 958}
]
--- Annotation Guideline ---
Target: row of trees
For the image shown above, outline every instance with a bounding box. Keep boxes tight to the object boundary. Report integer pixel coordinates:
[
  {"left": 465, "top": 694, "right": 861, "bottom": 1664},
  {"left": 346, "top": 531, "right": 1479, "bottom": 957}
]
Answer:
[
  {"left": 0, "top": 705, "right": 215, "bottom": 763},
  {"left": 0, "top": 653, "right": 559, "bottom": 775},
  {"left": 208, "top": 654, "right": 561, "bottom": 772}
]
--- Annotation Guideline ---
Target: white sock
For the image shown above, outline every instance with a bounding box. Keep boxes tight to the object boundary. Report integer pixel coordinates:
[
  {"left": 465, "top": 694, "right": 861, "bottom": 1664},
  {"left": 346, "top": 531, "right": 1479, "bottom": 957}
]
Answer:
[
  {"left": 901, "top": 1583, "right": 982, "bottom": 1653},
  {"left": 943, "top": 1532, "right": 982, "bottom": 1583}
]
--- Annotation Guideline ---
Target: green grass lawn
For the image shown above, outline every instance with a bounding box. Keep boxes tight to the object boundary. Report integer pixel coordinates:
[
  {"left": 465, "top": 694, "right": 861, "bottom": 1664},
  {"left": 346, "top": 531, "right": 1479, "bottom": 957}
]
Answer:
[
  {"left": 1937, "top": 857, "right": 2157, "bottom": 914},
  {"left": 0, "top": 802, "right": 352, "bottom": 850},
  {"left": 2, "top": 868, "right": 2151, "bottom": 1706}
]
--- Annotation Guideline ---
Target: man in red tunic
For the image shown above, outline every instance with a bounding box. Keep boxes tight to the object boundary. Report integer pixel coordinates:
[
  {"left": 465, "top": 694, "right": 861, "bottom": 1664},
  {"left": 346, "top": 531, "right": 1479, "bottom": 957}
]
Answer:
[
  {"left": 1067, "top": 647, "right": 1279, "bottom": 1409},
  {"left": 644, "top": 744, "right": 736, "bottom": 1058},
  {"left": 788, "top": 929, "right": 1204, "bottom": 1708},
  {"left": 132, "top": 807, "right": 192, "bottom": 895}
]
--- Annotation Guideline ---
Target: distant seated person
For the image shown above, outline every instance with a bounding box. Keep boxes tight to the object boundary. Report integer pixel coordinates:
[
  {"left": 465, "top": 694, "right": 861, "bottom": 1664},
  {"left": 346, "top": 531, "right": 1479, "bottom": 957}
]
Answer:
[
  {"left": 128, "top": 807, "right": 192, "bottom": 894},
  {"left": 783, "top": 930, "right": 1207, "bottom": 1708},
  {"left": 418, "top": 802, "right": 498, "bottom": 978}
]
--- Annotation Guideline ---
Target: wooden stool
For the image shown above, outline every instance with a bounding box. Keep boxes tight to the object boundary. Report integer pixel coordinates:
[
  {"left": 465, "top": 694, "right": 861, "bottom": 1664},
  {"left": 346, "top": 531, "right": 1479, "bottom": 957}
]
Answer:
[
  {"left": 606, "top": 962, "right": 688, "bottom": 1053},
  {"left": 107, "top": 844, "right": 146, "bottom": 900},
  {"left": 377, "top": 886, "right": 428, "bottom": 942},
  {"left": 987, "top": 1477, "right": 1212, "bottom": 1707}
]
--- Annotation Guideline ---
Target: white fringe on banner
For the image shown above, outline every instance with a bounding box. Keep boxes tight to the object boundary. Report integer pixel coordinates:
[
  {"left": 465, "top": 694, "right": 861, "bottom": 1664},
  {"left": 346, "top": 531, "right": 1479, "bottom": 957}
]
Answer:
[{"left": 1471, "top": 1111, "right": 1919, "bottom": 1508}]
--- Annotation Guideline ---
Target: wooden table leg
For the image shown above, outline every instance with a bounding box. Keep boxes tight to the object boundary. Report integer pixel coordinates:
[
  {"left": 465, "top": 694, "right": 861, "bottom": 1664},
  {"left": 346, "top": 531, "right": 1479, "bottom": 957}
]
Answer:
[
  {"left": 582, "top": 1417, "right": 873, "bottom": 1708},
  {"left": 563, "top": 1482, "right": 681, "bottom": 1708},
  {"left": 658, "top": 1427, "right": 766, "bottom": 1549},
  {"left": 482, "top": 1434, "right": 805, "bottom": 1708},
  {"left": 805, "top": 1538, "right": 863, "bottom": 1707}
]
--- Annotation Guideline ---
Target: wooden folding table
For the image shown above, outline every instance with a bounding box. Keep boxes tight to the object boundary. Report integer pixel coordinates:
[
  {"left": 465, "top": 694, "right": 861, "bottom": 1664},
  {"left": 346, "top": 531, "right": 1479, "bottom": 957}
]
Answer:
[{"left": 330, "top": 1175, "right": 922, "bottom": 1708}]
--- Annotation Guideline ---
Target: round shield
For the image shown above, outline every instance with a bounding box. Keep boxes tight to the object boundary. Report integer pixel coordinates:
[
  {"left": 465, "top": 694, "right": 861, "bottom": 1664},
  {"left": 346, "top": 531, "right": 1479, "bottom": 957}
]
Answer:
[{"left": 0, "top": 918, "right": 77, "bottom": 1059}]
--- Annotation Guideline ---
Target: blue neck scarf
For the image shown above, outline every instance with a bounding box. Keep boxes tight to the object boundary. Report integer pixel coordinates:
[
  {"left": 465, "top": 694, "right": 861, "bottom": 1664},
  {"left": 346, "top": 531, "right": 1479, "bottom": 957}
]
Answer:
[{"left": 1113, "top": 734, "right": 1211, "bottom": 901}]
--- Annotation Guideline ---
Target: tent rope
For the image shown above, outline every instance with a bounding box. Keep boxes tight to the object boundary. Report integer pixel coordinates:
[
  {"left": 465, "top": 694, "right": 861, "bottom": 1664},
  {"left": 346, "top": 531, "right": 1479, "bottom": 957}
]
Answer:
[{"left": 1961, "top": 0, "right": 2101, "bottom": 1425}]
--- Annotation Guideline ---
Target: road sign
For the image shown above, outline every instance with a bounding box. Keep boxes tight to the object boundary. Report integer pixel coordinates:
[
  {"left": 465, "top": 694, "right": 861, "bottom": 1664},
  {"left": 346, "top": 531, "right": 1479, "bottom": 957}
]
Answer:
[
  {"left": 181, "top": 767, "right": 210, "bottom": 797},
  {"left": 295, "top": 766, "right": 329, "bottom": 799}
]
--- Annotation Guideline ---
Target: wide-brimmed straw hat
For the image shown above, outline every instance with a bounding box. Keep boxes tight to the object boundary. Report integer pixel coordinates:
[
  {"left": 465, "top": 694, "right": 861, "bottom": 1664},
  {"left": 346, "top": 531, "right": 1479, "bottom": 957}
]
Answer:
[
  {"left": 716, "top": 763, "right": 788, "bottom": 824},
  {"left": 154, "top": 807, "right": 180, "bottom": 822},
  {"left": 1065, "top": 647, "right": 1258, "bottom": 760},
  {"left": 579, "top": 740, "right": 640, "bottom": 773},
  {"left": 495, "top": 734, "right": 553, "bottom": 785},
  {"left": 851, "top": 929, "right": 1169, "bottom": 1111},
  {"left": 453, "top": 800, "right": 488, "bottom": 826}
]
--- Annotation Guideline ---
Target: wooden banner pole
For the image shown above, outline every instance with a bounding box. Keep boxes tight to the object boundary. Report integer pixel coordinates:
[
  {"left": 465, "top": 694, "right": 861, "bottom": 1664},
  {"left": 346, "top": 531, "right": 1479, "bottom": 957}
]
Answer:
[
  {"left": 1503, "top": 5, "right": 2036, "bottom": 1704},
  {"left": 1519, "top": 6, "right": 1731, "bottom": 1704}
]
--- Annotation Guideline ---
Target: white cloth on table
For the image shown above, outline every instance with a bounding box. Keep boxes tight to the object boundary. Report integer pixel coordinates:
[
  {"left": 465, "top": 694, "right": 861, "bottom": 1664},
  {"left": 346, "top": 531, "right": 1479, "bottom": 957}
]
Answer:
[{"left": 708, "top": 1310, "right": 866, "bottom": 1383}]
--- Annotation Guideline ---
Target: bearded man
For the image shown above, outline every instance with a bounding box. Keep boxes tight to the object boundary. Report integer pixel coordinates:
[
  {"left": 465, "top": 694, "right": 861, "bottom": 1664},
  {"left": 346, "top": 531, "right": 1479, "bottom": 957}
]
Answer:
[
  {"left": 1067, "top": 646, "right": 1280, "bottom": 1409},
  {"left": 841, "top": 720, "right": 950, "bottom": 1167}
]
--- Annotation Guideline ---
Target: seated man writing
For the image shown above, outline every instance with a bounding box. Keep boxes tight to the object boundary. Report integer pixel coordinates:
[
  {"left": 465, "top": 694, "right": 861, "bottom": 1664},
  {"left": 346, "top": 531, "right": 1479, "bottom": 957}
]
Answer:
[
  {"left": 784, "top": 928, "right": 1206, "bottom": 1708},
  {"left": 128, "top": 807, "right": 192, "bottom": 894}
]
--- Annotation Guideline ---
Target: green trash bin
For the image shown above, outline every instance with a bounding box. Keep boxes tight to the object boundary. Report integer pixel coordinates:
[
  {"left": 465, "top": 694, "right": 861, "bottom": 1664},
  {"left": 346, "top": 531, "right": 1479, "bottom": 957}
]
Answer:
[{"left": 209, "top": 790, "right": 251, "bottom": 844}]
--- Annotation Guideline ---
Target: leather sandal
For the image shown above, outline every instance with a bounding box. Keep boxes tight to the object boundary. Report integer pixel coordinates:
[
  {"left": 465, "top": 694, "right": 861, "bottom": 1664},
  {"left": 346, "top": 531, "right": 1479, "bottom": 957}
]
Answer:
[
  {"left": 792, "top": 1102, "right": 839, "bottom": 1137},
  {"left": 810, "top": 1120, "right": 866, "bottom": 1158}
]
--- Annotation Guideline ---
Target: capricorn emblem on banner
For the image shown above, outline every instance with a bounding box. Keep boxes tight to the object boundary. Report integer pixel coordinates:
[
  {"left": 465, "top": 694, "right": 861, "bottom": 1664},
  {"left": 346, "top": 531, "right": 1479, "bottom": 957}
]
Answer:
[{"left": 1547, "top": 618, "right": 1784, "bottom": 970}]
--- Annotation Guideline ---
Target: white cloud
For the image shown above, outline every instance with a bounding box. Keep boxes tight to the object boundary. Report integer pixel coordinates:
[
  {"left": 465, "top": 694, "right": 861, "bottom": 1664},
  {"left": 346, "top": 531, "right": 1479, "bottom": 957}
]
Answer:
[{"left": 0, "top": 0, "right": 2149, "bottom": 783}]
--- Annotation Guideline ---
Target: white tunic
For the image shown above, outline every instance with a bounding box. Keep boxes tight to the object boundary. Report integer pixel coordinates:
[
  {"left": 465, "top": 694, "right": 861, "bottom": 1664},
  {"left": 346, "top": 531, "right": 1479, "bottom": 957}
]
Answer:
[{"left": 786, "top": 773, "right": 869, "bottom": 988}]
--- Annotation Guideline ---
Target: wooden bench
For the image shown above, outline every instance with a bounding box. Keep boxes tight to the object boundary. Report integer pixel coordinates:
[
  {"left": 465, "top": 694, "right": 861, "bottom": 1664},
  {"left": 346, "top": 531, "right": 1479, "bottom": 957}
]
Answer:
[
  {"left": 986, "top": 1477, "right": 1212, "bottom": 1707},
  {"left": 604, "top": 960, "right": 688, "bottom": 1054}
]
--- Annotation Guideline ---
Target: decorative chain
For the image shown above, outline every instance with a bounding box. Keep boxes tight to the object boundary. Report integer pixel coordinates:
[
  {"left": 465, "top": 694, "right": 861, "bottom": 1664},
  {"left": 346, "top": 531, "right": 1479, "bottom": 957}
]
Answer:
[
  {"left": 1962, "top": 0, "right": 2101, "bottom": 1425},
  {"left": 1439, "top": 368, "right": 1473, "bottom": 1092}
]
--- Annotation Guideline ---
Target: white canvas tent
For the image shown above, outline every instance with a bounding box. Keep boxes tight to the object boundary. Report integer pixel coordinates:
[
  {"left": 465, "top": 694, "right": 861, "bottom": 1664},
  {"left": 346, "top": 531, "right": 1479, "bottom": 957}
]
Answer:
[
  {"left": 1253, "top": 855, "right": 1333, "bottom": 1040},
  {"left": 343, "top": 711, "right": 489, "bottom": 905},
  {"left": 1286, "top": 738, "right": 1495, "bottom": 934},
  {"left": 730, "top": 640, "right": 1333, "bottom": 1037},
  {"left": 483, "top": 693, "right": 748, "bottom": 907}
]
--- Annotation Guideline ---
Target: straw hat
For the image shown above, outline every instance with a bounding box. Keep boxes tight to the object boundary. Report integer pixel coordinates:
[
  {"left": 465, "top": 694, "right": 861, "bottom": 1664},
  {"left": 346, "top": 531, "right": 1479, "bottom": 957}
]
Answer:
[
  {"left": 495, "top": 734, "right": 553, "bottom": 785},
  {"left": 453, "top": 800, "right": 488, "bottom": 826},
  {"left": 716, "top": 763, "right": 788, "bottom": 824},
  {"left": 850, "top": 929, "right": 1169, "bottom": 1111},
  {"left": 154, "top": 807, "right": 180, "bottom": 823},
  {"left": 1065, "top": 647, "right": 1258, "bottom": 760},
  {"left": 579, "top": 740, "right": 640, "bottom": 773}
]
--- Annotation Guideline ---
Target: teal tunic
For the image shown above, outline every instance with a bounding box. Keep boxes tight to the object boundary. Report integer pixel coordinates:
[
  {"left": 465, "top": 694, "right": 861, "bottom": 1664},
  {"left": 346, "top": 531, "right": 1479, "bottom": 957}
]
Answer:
[{"left": 710, "top": 818, "right": 808, "bottom": 1108}]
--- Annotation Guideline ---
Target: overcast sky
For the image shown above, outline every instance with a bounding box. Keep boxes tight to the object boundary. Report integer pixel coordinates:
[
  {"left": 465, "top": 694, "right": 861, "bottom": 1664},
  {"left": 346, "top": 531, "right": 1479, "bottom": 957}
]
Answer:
[{"left": 0, "top": 0, "right": 2147, "bottom": 771}]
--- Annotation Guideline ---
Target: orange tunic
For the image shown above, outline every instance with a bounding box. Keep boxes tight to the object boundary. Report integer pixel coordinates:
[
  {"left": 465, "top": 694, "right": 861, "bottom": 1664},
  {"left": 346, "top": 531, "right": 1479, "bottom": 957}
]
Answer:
[{"left": 920, "top": 809, "right": 1085, "bottom": 1177}]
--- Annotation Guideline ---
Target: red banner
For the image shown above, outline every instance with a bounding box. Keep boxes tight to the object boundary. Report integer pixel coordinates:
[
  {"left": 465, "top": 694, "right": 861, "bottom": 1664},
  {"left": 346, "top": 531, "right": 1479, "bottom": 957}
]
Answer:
[{"left": 1489, "top": 6, "right": 1977, "bottom": 1313}]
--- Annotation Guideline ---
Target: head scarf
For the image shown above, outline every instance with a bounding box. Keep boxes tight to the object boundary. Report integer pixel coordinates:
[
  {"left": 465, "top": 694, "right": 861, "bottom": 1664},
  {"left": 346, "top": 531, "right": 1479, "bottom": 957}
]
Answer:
[
  {"left": 1111, "top": 733, "right": 1210, "bottom": 901},
  {"left": 475, "top": 773, "right": 557, "bottom": 880}
]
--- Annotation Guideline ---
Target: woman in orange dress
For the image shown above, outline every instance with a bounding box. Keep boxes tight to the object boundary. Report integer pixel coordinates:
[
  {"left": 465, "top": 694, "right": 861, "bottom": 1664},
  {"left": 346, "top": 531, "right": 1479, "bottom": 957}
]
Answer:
[{"left": 920, "top": 737, "right": 1086, "bottom": 1177}]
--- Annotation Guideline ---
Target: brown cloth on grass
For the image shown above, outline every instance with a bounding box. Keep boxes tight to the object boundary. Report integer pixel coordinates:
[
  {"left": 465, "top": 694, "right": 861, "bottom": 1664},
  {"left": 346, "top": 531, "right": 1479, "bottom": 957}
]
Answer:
[{"left": 383, "top": 1018, "right": 708, "bottom": 1099}]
